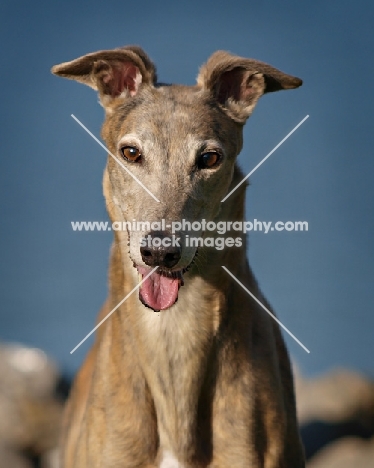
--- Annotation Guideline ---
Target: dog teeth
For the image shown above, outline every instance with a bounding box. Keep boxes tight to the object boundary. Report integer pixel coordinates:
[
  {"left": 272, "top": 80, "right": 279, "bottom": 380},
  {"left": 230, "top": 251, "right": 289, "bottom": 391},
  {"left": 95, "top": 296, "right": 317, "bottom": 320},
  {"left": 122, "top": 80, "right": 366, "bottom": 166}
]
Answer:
[{"left": 138, "top": 272, "right": 143, "bottom": 283}]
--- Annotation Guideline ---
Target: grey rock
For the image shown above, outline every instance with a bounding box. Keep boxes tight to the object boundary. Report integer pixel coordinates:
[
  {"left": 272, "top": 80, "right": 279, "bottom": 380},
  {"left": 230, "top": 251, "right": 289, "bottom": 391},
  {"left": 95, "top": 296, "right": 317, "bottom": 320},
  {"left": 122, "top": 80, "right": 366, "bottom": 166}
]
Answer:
[
  {"left": 307, "top": 436, "right": 374, "bottom": 468},
  {"left": 0, "top": 343, "right": 60, "bottom": 399},
  {"left": 0, "top": 342, "right": 63, "bottom": 456},
  {"left": 41, "top": 447, "right": 60, "bottom": 468},
  {"left": 294, "top": 367, "right": 374, "bottom": 426},
  {"left": 0, "top": 445, "right": 33, "bottom": 468}
]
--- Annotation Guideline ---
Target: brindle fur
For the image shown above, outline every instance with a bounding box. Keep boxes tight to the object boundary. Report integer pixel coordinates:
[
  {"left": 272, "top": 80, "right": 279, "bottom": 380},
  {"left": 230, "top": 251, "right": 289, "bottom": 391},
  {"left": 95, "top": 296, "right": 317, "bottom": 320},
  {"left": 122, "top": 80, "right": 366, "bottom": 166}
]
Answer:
[{"left": 52, "top": 46, "right": 305, "bottom": 468}]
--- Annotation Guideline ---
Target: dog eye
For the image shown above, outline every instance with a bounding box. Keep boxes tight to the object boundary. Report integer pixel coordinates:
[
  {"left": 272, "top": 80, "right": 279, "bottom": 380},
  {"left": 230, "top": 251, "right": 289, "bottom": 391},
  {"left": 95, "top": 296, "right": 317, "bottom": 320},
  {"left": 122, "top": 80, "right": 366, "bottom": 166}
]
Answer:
[
  {"left": 198, "top": 152, "right": 221, "bottom": 169},
  {"left": 121, "top": 146, "right": 142, "bottom": 162}
]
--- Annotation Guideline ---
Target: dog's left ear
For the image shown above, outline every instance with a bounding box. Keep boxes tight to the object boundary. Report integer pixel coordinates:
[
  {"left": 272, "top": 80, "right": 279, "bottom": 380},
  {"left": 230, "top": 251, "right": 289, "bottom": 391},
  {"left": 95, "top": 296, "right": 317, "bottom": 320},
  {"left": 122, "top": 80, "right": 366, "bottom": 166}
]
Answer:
[
  {"left": 197, "top": 51, "right": 302, "bottom": 123},
  {"left": 51, "top": 46, "right": 156, "bottom": 104}
]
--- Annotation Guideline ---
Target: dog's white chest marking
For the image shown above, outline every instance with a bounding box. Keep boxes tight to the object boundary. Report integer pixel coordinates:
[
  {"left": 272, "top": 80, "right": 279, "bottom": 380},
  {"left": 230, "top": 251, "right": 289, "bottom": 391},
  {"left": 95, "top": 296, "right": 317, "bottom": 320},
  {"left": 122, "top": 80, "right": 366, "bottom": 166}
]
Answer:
[{"left": 159, "top": 450, "right": 185, "bottom": 468}]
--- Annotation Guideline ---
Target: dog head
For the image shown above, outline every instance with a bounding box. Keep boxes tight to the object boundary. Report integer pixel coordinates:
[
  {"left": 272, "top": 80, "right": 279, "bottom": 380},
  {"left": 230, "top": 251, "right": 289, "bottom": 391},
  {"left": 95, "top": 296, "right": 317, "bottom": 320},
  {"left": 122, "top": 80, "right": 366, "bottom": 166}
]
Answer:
[{"left": 52, "top": 46, "right": 302, "bottom": 311}]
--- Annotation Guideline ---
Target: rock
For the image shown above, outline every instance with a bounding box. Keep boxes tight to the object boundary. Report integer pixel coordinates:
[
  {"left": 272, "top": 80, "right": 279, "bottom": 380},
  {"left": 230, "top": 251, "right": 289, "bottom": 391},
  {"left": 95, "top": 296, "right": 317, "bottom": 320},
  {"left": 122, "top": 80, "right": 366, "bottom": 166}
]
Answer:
[
  {"left": 295, "top": 366, "right": 374, "bottom": 464},
  {"left": 0, "top": 444, "right": 33, "bottom": 468},
  {"left": 294, "top": 367, "right": 374, "bottom": 426},
  {"left": 41, "top": 447, "right": 60, "bottom": 468},
  {"left": 307, "top": 435, "right": 374, "bottom": 468},
  {"left": 0, "top": 343, "right": 60, "bottom": 399},
  {"left": 0, "top": 343, "right": 63, "bottom": 463}
]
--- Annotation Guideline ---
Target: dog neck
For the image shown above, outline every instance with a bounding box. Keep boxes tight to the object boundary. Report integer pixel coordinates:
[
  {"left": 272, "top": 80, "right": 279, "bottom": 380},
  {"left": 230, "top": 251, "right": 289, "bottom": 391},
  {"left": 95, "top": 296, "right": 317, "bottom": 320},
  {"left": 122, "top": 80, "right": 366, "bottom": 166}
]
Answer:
[{"left": 103, "top": 165, "right": 252, "bottom": 463}]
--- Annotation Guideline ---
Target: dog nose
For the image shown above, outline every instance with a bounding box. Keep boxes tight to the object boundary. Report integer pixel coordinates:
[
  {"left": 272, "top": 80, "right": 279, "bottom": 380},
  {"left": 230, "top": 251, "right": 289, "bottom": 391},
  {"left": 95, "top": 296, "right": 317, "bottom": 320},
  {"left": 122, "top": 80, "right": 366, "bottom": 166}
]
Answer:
[{"left": 140, "top": 231, "right": 181, "bottom": 269}]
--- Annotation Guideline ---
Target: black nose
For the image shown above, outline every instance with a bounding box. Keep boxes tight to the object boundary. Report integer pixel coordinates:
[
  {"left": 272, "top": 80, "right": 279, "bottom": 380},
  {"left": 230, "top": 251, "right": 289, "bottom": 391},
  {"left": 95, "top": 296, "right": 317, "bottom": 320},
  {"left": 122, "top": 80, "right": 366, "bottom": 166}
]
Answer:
[{"left": 140, "top": 231, "right": 181, "bottom": 269}]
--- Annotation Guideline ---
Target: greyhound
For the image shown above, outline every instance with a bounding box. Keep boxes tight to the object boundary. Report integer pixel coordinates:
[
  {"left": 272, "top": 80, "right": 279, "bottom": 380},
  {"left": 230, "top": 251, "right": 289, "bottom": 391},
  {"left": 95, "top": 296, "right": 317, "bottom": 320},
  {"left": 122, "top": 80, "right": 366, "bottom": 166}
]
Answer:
[{"left": 52, "top": 45, "right": 304, "bottom": 468}]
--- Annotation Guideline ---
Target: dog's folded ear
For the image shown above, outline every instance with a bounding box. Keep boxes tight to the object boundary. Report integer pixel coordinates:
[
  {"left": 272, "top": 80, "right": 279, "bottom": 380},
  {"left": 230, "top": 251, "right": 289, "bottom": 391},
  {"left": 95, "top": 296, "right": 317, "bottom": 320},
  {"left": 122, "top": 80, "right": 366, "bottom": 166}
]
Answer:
[
  {"left": 197, "top": 51, "right": 302, "bottom": 123},
  {"left": 51, "top": 46, "right": 156, "bottom": 104}
]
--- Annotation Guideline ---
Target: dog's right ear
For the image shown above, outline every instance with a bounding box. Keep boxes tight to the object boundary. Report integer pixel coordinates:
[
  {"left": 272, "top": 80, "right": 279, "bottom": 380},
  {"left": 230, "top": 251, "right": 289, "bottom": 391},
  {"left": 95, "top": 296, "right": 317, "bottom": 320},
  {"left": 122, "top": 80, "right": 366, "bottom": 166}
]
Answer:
[{"left": 51, "top": 46, "right": 156, "bottom": 104}]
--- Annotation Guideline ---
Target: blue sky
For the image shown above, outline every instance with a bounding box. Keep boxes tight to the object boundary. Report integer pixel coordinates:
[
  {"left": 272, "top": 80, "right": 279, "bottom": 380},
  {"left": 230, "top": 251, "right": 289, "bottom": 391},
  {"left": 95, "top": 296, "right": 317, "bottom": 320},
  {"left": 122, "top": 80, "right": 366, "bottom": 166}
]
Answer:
[{"left": 1, "top": 0, "right": 373, "bottom": 377}]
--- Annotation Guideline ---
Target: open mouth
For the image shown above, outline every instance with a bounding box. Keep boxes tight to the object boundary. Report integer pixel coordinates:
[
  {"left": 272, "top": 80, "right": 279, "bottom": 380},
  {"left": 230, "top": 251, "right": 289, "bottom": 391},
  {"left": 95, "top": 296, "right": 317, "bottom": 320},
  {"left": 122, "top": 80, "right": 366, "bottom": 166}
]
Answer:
[{"left": 136, "top": 266, "right": 185, "bottom": 311}]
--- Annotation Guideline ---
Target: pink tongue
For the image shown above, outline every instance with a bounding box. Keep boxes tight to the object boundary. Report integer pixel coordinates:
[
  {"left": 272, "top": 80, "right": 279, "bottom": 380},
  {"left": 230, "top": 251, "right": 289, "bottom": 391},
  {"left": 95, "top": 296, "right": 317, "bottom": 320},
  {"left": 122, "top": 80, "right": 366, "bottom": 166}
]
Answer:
[{"left": 138, "top": 267, "right": 180, "bottom": 311}]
